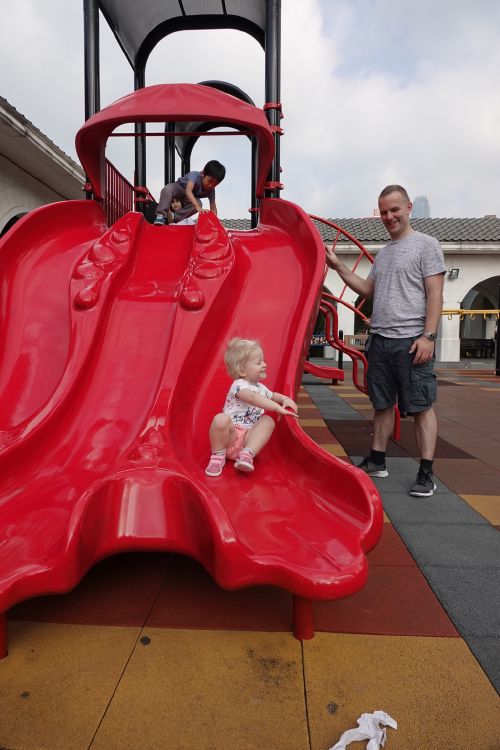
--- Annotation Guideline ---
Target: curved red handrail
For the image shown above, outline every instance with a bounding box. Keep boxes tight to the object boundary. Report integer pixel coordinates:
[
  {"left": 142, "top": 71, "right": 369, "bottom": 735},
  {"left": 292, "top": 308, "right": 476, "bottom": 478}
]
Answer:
[{"left": 309, "top": 215, "right": 401, "bottom": 440}]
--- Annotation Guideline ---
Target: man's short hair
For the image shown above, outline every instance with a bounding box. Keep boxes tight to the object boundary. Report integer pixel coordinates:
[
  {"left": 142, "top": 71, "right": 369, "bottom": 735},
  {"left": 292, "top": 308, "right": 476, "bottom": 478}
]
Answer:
[
  {"left": 204, "top": 160, "right": 226, "bottom": 183},
  {"left": 379, "top": 184, "right": 411, "bottom": 202}
]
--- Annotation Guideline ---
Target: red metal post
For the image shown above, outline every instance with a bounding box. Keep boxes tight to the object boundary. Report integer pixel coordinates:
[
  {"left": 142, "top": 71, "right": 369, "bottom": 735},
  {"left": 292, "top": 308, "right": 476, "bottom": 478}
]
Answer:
[
  {"left": 293, "top": 596, "right": 314, "bottom": 640},
  {"left": 0, "top": 612, "right": 7, "bottom": 659}
]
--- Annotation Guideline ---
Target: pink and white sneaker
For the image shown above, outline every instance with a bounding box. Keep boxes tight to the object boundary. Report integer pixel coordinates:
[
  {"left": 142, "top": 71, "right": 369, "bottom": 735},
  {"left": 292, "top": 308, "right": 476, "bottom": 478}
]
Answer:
[
  {"left": 205, "top": 453, "right": 226, "bottom": 477},
  {"left": 234, "top": 450, "right": 254, "bottom": 472}
]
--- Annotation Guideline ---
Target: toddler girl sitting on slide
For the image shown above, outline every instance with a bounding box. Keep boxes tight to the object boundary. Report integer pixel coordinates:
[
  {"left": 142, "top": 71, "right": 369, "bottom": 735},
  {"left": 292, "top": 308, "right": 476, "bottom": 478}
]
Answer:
[{"left": 205, "top": 338, "right": 298, "bottom": 476}]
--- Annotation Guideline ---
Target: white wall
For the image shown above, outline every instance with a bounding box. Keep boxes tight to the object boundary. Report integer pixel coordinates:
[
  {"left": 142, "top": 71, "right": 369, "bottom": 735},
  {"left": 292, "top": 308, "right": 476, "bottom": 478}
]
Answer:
[
  {"left": 324, "top": 243, "right": 500, "bottom": 362},
  {"left": 0, "top": 154, "right": 65, "bottom": 232}
]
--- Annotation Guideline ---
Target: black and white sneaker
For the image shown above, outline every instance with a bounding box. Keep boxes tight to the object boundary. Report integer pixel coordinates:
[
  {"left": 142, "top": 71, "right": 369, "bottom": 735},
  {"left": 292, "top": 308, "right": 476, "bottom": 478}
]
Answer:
[
  {"left": 357, "top": 457, "right": 389, "bottom": 478},
  {"left": 409, "top": 469, "right": 437, "bottom": 497}
]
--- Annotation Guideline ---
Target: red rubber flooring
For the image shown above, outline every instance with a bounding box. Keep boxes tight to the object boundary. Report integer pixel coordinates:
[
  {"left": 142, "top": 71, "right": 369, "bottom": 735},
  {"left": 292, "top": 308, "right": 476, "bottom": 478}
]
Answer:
[{"left": 8, "top": 526, "right": 458, "bottom": 638}]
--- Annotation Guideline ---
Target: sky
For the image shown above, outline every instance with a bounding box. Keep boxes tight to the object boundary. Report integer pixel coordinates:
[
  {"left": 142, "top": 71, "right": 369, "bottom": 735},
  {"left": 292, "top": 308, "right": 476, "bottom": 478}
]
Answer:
[{"left": 1, "top": 0, "right": 500, "bottom": 219}]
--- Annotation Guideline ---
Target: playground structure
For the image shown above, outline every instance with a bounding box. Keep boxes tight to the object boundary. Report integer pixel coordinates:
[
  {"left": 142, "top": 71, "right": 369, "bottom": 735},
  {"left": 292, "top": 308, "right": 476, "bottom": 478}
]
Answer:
[{"left": 0, "top": 1, "right": 384, "bottom": 658}]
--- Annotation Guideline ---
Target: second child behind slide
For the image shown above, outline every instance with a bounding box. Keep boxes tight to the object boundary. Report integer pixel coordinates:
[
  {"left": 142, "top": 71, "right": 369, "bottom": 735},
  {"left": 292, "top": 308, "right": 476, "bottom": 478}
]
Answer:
[
  {"left": 168, "top": 197, "right": 197, "bottom": 226},
  {"left": 205, "top": 338, "right": 298, "bottom": 477},
  {"left": 154, "top": 160, "right": 225, "bottom": 225}
]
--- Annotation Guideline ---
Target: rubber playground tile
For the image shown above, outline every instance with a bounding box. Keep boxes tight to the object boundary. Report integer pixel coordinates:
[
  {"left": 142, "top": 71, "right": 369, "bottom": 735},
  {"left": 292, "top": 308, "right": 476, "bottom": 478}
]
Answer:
[
  {"left": 9, "top": 552, "right": 171, "bottom": 627},
  {"left": 432, "top": 433, "right": 500, "bottom": 460},
  {"left": 326, "top": 420, "right": 407, "bottom": 457},
  {"left": 473, "top": 449, "right": 500, "bottom": 471},
  {"left": 381, "top": 490, "right": 490, "bottom": 527},
  {"left": 303, "top": 632, "right": 500, "bottom": 750},
  {"left": 146, "top": 556, "right": 293, "bottom": 632},
  {"left": 338, "top": 390, "right": 370, "bottom": 397},
  {"left": 391, "top": 422, "right": 473, "bottom": 459},
  {"left": 432, "top": 458, "right": 499, "bottom": 476},
  {"left": 329, "top": 421, "right": 473, "bottom": 460},
  {"left": 465, "top": 635, "right": 500, "bottom": 692},
  {"left": 365, "top": 523, "right": 417, "bottom": 566},
  {"left": 418, "top": 565, "right": 500, "bottom": 640},
  {"left": 300, "top": 418, "right": 329, "bottom": 426},
  {"left": 313, "top": 565, "right": 458, "bottom": 637},
  {"left": 302, "top": 424, "right": 341, "bottom": 444},
  {"left": 90, "top": 629, "right": 309, "bottom": 750},
  {"left": 394, "top": 523, "right": 500, "bottom": 569},
  {"left": 319, "top": 443, "right": 348, "bottom": 457},
  {"left": 435, "top": 473, "right": 500, "bottom": 495},
  {"left": 0, "top": 621, "right": 139, "bottom": 750},
  {"left": 460, "top": 494, "right": 500, "bottom": 525}
]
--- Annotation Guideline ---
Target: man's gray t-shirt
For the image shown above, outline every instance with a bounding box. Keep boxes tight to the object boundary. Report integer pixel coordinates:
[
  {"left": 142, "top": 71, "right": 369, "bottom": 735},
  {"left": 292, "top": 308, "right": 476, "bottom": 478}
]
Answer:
[{"left": 368, "top": 231, "right": 446, "bottom": 338}]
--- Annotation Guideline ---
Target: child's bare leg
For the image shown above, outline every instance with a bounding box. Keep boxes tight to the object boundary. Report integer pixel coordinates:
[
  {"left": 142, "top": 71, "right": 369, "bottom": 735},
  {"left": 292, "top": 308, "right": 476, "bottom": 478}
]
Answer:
[
  {"left": 244, "top": 415, "right": 275, "bottom": 456},
  {"left": 206, "top": 414, "right": 234, "bottom": 477},
  {"left": 209, "top": 413, "right": 235, "bottom": 451}
]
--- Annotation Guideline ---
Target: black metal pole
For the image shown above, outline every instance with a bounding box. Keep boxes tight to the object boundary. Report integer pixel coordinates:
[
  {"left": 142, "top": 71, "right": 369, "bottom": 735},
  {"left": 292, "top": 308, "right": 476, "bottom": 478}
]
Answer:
[
  {"left": 496, "top": 286, "right": 500, "bottom": 376},
  {"left": 164, "top": 123, "right": 176, "bottom": 186},
  {"left": 332, "top": 329, "right": 344, "bottom": 384},
  {"left": 251, "top": 136, "right": 258, "bottom": 228},
  {"left": 83, "top": 0, "right": 100, "bottom": 121},
  {"left": 264, "top": 0, "right": 281, "bottom": 199},
  {"left": 83, "top": 0, "right": 100, "bottom": 200},
  {"left": 134, "top": 67, "right": 147, "bottom": 211}
]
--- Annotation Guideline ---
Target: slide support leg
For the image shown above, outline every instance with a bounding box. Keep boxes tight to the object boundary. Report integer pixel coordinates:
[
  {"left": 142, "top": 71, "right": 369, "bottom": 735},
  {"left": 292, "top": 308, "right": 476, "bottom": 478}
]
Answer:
[
  {"left": 0, "top": 612, "right": 7, "bottom": 659},
  {"left": 293, "top": 596, "right": 314, "bottom": 640}
]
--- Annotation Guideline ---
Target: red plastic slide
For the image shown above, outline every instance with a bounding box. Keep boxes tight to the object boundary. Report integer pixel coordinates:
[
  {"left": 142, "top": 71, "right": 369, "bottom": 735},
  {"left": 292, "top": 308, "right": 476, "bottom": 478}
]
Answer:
[
  {"left": 0, "top": 196, "right": 382, "bottom": 655},
  {"left": 0, "top": 84, "right": 382, "bottom": 654}
]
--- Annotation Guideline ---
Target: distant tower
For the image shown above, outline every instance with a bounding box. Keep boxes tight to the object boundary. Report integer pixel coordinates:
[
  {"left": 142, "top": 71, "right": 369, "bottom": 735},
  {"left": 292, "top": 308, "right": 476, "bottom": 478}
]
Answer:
[{"left": 412, "top": 195, "right": 431, "bottom": 218}]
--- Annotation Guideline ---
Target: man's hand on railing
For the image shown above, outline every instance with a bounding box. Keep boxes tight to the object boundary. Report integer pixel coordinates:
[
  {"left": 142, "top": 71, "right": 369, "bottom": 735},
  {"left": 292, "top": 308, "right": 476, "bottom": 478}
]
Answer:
[{"left": 325, "top": 246, "right": 342, "bottom": 270}]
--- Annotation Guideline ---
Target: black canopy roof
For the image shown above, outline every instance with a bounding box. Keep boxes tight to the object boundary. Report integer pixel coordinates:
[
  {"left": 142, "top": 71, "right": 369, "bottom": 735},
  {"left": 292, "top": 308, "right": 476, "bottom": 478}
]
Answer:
[{"left": 99, "top": 0, "right": 267, "bottom": 70}]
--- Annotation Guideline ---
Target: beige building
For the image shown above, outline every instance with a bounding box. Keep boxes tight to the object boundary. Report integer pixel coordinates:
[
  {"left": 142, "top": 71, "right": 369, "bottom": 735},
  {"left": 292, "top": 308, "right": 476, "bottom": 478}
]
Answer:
[
  {"left": 0, "top": 96, "right": 84, "bottom": 236},
  {"left": 315, "top": 218, "right": 500, "bottom": 363}
]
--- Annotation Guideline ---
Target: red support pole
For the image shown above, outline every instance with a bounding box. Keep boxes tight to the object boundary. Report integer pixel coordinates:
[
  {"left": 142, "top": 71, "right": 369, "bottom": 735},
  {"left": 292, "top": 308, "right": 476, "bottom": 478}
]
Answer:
[
  {"left": 293, "top": 596, "right": 314, "bottom": 640},
  {"left": 0, "top": 612, "right": 7, "bottom": 659}
]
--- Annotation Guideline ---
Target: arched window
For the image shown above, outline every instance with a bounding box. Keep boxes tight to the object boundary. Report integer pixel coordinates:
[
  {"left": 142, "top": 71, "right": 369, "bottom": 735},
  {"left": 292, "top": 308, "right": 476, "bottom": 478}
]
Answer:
[{"left": 0, "top": 214, "right": 26, "bottom": 237}]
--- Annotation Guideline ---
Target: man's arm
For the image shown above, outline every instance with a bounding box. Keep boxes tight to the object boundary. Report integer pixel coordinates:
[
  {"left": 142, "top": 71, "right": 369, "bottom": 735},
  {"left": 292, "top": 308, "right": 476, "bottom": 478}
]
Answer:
[
  {"left": 208, "top": 198, "right": 218, "bottom": 215},
  {"left": 410, "top": 272, "right": 444, "bottom": 364},
  {"left": 326, "top": 247, "right": 374, "bottom": 299}
]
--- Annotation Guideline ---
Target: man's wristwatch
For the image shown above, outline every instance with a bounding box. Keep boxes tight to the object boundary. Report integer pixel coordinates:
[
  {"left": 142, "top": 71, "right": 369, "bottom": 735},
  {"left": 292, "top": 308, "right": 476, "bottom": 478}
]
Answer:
[{"left": 422, "top": 331, "right": 437, "bottom": 341}]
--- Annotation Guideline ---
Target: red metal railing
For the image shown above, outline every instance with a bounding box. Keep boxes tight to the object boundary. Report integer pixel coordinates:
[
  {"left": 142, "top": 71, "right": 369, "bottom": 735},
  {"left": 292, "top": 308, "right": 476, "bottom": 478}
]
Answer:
[
  {"left": 102, "top": 159, "right": 155, "bottom": 226},
  {"left": 104, "top": 159, "right": 135, "bottom": 226},
  {"left": 308, "top": 215, "right": 401, "bottom": 439}
]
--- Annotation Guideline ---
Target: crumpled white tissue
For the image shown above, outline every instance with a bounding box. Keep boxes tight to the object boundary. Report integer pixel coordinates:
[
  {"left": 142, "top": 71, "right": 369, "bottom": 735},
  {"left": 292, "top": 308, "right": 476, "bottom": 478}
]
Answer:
[{"left": 328, "top": 710, "right": 397, "bottom": 750}]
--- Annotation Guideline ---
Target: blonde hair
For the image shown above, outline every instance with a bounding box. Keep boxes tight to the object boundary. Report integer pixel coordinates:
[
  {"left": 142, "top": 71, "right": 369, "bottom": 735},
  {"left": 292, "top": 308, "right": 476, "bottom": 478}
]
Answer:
[{"left": 224, "top": 337, "right": 263, "bottom": 379}]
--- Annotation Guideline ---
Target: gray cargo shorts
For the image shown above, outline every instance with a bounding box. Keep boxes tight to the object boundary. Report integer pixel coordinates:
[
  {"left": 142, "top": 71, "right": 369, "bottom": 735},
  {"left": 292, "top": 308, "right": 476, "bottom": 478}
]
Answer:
[{"left": 365, "top": 334, "right": 437, "bottom": 414}]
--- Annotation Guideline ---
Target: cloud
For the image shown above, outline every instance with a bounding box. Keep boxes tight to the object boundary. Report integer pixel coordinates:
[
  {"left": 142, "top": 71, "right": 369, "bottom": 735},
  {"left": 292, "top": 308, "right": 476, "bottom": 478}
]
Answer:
[{"left": 1, "top": 0, "right": 500, "bottom": 218}]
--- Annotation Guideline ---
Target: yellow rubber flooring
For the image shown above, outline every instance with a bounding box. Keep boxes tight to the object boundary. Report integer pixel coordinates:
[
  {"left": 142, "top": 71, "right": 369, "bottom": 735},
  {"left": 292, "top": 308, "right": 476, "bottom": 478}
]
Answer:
[
  {"left": 2, "top": 378, "right": 499, "bottom": 748},
  {"left": 2, "top": 623, "right": 499, "bottom": 749}
]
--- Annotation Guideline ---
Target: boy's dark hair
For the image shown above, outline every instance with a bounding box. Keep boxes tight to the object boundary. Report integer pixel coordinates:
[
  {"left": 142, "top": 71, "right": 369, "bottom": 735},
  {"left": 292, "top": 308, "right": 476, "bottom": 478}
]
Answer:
[{"left": 203, "top": 160, "right": 226, "bottom": 183}]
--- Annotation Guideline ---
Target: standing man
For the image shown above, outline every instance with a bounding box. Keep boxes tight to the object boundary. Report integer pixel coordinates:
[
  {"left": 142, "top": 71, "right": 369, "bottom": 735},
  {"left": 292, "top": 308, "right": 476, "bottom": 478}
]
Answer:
[{"left": 326, "top": 185, "right": 446, "bottom": 497}]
